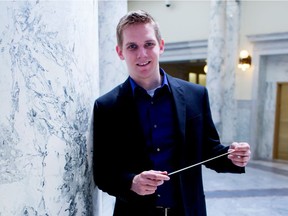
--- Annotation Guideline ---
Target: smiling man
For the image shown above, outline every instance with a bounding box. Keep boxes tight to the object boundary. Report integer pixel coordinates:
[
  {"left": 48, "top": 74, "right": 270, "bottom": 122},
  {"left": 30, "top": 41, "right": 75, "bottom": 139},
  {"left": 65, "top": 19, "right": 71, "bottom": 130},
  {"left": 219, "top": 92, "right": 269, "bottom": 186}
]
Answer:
[{"left": 93, "top": 10, "right": 251, "bottom": 216}]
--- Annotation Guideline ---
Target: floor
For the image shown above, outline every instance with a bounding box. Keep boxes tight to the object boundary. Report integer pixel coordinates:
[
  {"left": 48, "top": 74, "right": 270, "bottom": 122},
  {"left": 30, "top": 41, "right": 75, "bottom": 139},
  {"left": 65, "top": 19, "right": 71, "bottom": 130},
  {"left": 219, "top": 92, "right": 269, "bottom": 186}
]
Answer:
[{"left": 203, "top": 159, "right": 288, "bottom": 216}]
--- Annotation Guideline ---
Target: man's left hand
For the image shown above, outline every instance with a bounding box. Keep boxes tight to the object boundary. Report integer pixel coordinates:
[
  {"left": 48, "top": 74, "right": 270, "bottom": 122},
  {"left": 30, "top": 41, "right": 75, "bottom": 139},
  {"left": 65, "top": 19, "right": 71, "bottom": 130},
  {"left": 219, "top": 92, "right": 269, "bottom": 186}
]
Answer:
[{"left": 228, "top": 142, "right": 251, "bottom": 167}]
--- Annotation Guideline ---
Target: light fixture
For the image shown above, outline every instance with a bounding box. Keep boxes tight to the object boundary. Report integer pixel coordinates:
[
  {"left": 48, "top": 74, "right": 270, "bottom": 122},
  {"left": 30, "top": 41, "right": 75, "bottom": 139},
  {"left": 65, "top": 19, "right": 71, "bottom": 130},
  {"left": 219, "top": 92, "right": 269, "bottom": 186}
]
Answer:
[
  {"left": 203, "top": 64, "right": 208, "bottom": 73},
  {"left": 238, "top": 50, "right": 251, "bottom": 71},
  {"left": 203, "top": 59, "right": 208, "bottom": 73}
]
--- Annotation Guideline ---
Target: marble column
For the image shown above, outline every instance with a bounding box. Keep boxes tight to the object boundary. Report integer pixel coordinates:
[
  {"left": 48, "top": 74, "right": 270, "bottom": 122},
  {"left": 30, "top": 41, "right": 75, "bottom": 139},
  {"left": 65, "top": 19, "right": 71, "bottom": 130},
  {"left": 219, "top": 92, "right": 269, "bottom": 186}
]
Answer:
[
  {"left": 94, "top": 1, "right": 127, "bottom": 216},
  {"left": 0, "top": 1, "right": 98, "bottom": 215},
  {"left": 221, "top": 0, "right": 239, "bottom": 143},
  {"left": 206, "top": 0, "right": 239, "bottom": 144},
  {"left": 206, "top": 0, "right": 225, "bottom": 133},
  {"left": 98, "top": 1, "right": 128, "bottom": 95}
]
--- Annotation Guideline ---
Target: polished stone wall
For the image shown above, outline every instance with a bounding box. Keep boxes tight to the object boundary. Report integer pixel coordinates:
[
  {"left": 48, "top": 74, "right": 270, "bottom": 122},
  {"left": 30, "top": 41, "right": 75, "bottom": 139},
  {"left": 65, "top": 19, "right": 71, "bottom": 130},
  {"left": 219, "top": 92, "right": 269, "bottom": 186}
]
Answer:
[
  {"left": 206, "top": 0, "right": 239, "bottom": 144},
  {"left": 0, "top": 0, "right": 128, "bottom": 215},
  {"left": 98, "top": 1, "right": 127, "bottom": 95},
  {"left": 0, "top": 1, "right": 98, "bottom": 215}
]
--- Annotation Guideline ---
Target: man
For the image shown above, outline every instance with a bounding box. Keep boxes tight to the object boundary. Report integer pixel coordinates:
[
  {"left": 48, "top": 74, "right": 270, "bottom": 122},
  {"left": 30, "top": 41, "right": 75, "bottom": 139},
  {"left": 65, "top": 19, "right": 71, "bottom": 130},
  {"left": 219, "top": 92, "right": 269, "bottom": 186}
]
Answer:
[{"left": 93, "top": 10, "right": 251, "bottom": 216}]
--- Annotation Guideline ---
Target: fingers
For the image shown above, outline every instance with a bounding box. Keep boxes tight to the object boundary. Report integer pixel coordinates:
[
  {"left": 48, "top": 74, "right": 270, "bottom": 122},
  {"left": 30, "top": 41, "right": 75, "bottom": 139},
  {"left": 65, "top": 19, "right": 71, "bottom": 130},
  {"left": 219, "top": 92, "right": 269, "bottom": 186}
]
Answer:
[
  {"left": 143, "top": 170, "right": 170, "bottom": 181},
  {"left": 228, "top": 153, "right": 250, "bottom": 167},
  {"left": 230, "top": 142, "right": 250, "bottom": 150},
  {"left": 130, "top": 170, "right": 170, "bottom": 196},
  {"left": 228, "top": 142, "right": 251, "bottom": 167}
]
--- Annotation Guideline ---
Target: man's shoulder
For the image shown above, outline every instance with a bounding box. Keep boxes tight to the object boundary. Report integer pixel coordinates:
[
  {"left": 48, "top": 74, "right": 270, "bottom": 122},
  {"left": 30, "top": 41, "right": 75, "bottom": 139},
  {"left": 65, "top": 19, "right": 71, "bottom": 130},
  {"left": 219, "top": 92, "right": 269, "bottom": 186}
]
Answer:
[{"left": 95, "top": 79, "right": 131, "bottom": 104}]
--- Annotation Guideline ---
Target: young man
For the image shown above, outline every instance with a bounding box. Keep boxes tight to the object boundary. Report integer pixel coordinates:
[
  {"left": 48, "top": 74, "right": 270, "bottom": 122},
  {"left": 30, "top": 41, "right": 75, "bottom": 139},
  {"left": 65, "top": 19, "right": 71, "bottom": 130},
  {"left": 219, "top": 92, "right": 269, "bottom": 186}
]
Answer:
[{"left": 93, "top": 10, "right": 251, "bottom": 216}]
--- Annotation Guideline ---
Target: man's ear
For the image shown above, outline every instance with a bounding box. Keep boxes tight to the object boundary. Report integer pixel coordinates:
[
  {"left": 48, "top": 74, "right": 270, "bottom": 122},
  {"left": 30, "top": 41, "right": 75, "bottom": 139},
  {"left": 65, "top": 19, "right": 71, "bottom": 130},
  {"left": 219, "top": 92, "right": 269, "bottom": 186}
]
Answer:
[
  {"left": 116, "top": 45, "right": 125, "bottom": 60},
  {"left": 159, "top": 39, "right": 165, "bottom": 54}
]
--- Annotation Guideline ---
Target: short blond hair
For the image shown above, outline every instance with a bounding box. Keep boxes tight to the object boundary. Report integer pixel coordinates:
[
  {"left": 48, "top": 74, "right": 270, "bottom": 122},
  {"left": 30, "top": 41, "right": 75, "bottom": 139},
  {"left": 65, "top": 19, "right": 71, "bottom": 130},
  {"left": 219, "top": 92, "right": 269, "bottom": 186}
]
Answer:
[{"left": 116, "top": 10, "right": 162, "bottom": 48}]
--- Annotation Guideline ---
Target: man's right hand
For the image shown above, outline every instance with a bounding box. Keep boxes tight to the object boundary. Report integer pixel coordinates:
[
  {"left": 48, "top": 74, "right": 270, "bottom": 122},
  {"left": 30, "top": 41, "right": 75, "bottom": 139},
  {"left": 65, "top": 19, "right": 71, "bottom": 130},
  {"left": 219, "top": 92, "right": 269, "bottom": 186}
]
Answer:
[{"left": 130, "top": 170, "right": 170, "bottom": 195}]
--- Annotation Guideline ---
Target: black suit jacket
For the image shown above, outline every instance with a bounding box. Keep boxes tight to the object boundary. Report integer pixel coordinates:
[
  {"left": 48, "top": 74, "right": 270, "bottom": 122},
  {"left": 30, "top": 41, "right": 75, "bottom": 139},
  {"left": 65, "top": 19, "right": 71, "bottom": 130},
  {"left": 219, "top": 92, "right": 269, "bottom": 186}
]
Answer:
[{"left": 93, "top": 73, "right": 244, "bottom": 216}]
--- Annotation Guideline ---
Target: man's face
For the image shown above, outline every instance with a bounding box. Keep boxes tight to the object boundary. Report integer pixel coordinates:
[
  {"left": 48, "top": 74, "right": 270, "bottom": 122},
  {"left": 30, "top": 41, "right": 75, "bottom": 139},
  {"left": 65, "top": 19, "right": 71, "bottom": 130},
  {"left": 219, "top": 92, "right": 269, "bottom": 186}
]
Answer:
[{"left": 116, "top": 23, "right": 164, "bottom": 82}]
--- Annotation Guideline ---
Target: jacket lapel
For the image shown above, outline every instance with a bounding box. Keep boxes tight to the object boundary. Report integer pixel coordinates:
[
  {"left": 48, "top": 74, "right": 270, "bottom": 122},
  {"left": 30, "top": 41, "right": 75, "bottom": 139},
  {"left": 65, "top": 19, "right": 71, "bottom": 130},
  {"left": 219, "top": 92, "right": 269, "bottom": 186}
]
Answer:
[{"left": 166, "top": 75, "right": 186, "bottom": 143}]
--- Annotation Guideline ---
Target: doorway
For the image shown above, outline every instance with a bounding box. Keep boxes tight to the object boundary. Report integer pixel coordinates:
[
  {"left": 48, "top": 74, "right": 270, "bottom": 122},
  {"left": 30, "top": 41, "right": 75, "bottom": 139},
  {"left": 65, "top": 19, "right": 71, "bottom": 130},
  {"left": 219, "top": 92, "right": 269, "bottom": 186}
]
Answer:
[
  {"left": 160, "top": 60, "right": 207, "bottom": 86},
  {"left": 273, "top": 82, "right": 288, "bottom": 160}
]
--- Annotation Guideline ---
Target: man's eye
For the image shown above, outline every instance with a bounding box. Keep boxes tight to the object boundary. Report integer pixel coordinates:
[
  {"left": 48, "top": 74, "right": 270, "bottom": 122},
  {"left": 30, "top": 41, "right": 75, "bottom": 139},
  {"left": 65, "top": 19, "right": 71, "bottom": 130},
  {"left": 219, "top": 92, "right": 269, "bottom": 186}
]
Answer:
[
  {"left": 127, "top": 44, "right": 137, "bottom": 50},
  {"left": 145, "top": 42, "right": 155, "bottom": 48}
]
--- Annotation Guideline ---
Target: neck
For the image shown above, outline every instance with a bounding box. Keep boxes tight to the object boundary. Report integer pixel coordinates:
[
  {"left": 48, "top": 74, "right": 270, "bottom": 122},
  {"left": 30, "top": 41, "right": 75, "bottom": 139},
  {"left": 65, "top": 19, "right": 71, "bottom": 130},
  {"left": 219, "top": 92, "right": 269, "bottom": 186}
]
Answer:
[{"left": 136, "top": 73, "right": 162, "bottom": 91}]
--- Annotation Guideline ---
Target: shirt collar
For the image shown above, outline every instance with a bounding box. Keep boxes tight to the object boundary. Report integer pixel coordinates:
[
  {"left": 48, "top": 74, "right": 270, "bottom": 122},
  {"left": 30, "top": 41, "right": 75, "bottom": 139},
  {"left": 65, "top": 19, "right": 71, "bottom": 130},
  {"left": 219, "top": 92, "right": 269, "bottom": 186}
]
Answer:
[{"left": 129, "top": 68, "right": 170, "bottom": 95}]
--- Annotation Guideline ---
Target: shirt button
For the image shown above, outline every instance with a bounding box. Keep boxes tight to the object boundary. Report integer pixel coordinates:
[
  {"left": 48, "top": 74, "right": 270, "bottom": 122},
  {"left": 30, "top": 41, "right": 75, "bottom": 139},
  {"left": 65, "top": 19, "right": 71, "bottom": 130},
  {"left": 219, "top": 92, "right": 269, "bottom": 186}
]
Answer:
[
  {"left": 157, "top": 194, "right": 161, "bottom": 198},
  {"left": 151, "top": 101, "right": 154, "bottom": 105},
  {"left": 154, "top": 124, "right": 157, "bottom": 128},
  {"left": 157, "top": 148, "right": 160, "bottom": 152}
]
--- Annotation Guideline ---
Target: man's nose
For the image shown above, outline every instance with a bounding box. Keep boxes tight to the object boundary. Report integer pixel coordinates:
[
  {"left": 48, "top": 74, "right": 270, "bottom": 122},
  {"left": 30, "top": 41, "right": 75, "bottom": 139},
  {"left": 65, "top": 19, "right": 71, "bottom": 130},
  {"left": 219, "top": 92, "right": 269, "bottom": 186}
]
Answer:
[{"left": 137, "top": 47, "right": 148, "bottom": 58}]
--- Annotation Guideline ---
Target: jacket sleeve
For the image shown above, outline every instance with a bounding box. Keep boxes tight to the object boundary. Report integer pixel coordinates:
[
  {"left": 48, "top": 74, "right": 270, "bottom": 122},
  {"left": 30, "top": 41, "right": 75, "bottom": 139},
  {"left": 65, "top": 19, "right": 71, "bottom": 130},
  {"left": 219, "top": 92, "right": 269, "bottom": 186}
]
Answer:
[{"left": 93, "top": 91, "right": 155, "bottom": 203}]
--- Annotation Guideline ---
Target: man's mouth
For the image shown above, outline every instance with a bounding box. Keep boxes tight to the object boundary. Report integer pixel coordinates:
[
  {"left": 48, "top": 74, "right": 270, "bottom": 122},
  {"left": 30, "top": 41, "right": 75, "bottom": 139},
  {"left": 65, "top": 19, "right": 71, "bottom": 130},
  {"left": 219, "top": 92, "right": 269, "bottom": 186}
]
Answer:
[{"left": 137, "top": 61, "right": 150, "bottom": 66}]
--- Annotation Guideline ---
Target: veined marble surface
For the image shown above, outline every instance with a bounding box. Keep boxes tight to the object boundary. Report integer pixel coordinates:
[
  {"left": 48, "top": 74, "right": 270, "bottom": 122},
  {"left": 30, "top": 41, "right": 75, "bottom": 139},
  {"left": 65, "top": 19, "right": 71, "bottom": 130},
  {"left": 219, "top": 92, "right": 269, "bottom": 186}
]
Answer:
[
  {"left": 98, "top": 0, "right": 127, "bottom": 95},
  {"left": 206, "top": 0, "right": 240, "bottom": 144},
  {"left": 0, "top": 1, "right": 98, "bottom": 215}
]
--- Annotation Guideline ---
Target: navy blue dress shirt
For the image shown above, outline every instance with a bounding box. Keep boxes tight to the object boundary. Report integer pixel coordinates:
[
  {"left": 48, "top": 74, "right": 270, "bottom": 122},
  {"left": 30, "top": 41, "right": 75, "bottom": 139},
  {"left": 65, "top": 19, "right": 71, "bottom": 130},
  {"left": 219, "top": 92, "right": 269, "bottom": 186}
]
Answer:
[{"left": 129, "top": 69, "right": 181, "bottom": 208}]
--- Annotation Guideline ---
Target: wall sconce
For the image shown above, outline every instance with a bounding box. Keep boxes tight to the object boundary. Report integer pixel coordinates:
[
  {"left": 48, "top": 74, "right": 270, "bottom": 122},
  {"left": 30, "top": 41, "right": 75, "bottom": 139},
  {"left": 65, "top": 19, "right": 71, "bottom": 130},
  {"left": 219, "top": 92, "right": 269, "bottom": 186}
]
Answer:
[
  {"left": 203, "top": 59, "right": 208, "bottom": 73},
  {"left": 238, "top": 50, "right": 252, "bottom": 71},
  {"left": 203, "top": 64, "right": 208, "bottom": 73}
]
